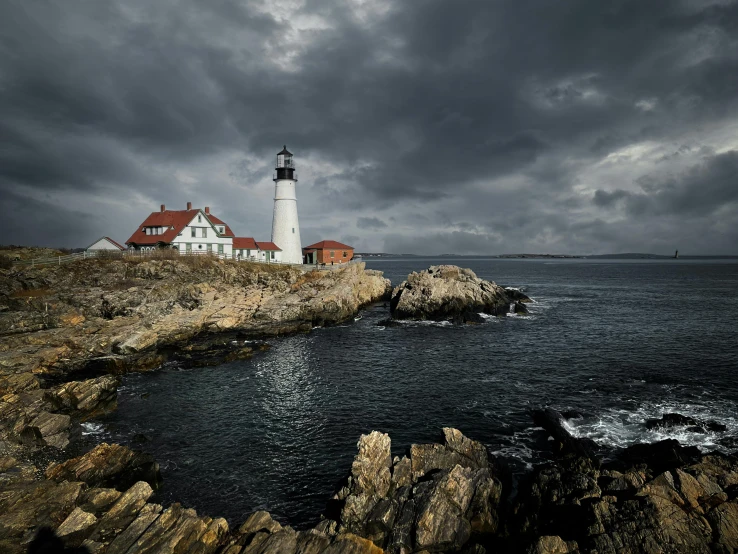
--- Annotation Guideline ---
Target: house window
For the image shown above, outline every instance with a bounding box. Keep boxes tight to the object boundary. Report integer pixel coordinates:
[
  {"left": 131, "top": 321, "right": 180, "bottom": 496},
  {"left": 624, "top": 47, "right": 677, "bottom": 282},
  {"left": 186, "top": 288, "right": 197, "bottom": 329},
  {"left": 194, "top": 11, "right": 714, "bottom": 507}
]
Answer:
[
  {"left": 246, "top": 249, "right": 250, "bottom": 258},
  {"left": 292, "top": 228, "right": 295, "bottom": 234},
  {"left": 330, "top": 251, "right": 335, "bottom": 258},
  {"left": 191, "top": 228, "right": 196, "bottom": 237},
  {"left": 186, "top": 243, "right": 192, "bottom": 252},
  {"left": 145, "top": 228, "right": 150, "bottom": 235},
  {"left": 218, "top": 244, "right": 224, "bottom": 254},
  {"left": 219, "top": 227, "right": 224, "bottom": 233},
  {"left": 207, "top": 243, "right": 212, "bottom": 252},
  {"left": 198, "top": 215, "right": 202, "bottom": 223},
  {"left": 198, "top": 245, "right": 202, "bottom": 249},
  {"left": 202, "top": 228, "right": 208, "bottom": 238},
  {"left": 343, "top": 251, "right": 347, "bottom": 257}
]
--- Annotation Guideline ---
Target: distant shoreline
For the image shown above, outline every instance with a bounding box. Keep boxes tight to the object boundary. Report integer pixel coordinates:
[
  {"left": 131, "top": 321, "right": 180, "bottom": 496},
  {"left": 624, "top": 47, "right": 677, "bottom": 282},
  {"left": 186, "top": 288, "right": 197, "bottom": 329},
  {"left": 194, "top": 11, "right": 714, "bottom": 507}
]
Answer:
[{"left": 357, "top": 252, "right": 738, "bottom": 259}]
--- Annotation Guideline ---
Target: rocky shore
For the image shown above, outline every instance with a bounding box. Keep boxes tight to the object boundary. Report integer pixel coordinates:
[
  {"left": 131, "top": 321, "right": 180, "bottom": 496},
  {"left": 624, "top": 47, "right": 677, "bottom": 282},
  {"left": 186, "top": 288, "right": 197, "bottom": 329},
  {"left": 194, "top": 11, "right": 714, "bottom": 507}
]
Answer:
[
  {"left": 2, "top": 258, "right": 737, "bottom": 553},
  {"left": 2, "top": 411, "right": 737, "bottom": 553},
  {"left": 0, "top": 256, "right": 390, "bottom": 503}
]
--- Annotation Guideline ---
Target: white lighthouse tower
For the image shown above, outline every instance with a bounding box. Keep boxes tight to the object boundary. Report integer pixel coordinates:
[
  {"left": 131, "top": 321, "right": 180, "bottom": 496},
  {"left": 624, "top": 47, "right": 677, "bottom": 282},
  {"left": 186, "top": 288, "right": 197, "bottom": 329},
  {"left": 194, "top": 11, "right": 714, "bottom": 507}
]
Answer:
[{"left": 271, "top": 145, "right": 303, "bottom": 264}]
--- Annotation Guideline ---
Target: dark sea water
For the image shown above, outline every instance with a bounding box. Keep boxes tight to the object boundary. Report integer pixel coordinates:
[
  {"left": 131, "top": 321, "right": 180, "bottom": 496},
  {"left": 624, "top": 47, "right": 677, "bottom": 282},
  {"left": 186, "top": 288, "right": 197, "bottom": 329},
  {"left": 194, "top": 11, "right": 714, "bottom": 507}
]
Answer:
[{"left": 88, "top": 257, "right": 738, "bottom": 528}]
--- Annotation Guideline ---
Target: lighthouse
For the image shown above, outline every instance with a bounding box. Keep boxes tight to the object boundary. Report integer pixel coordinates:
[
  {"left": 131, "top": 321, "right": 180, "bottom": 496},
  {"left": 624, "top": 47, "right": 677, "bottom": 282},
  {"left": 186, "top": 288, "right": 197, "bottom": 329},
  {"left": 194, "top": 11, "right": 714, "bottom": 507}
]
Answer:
[{"left": 271, "top": 145, "right": 303, "bottom": 264}]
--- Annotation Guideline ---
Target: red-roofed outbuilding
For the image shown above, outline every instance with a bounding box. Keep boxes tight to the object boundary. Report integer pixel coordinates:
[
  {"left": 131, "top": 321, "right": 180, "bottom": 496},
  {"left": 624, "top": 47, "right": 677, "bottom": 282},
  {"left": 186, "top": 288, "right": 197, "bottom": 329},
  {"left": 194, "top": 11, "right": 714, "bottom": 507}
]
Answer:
[{"left": 302, "top": 240, "right": 354, "bottom": 265}]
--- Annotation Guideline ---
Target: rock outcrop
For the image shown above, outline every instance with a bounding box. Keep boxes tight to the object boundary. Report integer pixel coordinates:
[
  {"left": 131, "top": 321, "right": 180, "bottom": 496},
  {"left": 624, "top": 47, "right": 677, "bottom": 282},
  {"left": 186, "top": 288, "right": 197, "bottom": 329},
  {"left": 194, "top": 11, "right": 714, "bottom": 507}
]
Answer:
[
  {"left": 45, "top": 443, "right": 161, "bottom": 491},
  {"left": 331, "top": 428, "right": 503, "bottom": 552},
  {"left": 390, "top": 266, "right": 518, "bottom": 321},
  {"left": 0, "top": 258, "right": 390, "bottom": 453}
]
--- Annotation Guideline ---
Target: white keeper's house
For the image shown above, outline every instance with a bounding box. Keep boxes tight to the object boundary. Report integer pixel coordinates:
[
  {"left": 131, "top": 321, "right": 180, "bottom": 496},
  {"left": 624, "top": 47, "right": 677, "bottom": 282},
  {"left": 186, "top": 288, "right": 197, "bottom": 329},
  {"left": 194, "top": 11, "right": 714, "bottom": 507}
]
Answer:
[{"left": 125, "top": 202, "right": 282, "bottom": 262}]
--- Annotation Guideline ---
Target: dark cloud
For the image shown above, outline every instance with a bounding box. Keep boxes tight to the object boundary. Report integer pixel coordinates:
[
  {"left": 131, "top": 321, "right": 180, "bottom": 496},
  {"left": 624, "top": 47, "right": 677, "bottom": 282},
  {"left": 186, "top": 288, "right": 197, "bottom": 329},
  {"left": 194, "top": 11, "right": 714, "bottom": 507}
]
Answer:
[
  {"left": 357, "top": 217, "right": 387, "bottom": 230},
  {"left": 1, "top": 0, "right": 737, "bottom": 254}
]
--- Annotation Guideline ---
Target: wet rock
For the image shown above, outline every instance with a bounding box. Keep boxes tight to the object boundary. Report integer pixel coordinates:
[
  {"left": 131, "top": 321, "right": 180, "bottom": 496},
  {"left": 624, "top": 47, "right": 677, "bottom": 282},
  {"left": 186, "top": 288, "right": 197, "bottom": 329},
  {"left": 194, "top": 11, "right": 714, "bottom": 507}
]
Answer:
[
  {"left": 46, "top": 442, "right": 161, "bottom": 491},
  {"left": 532, "top": 408, "right": 598, "bottom": 460},
  {"left": 513, "top": 302, "right": 528, "bottom": 314},
  {"left": 645, "top": 412, "right": 700, "bottom": 430},
  {"left": 503, "top": 287, "right": 533, "bottom": 303},
  {"left": 450, "top": 311, "right": 486, "bottom": 324},
  {"left": 390, "top": 266, "right": 511, "bottom": 321},
  {"left": 615, "top": 439, "right": 702, "bottom": 475}
]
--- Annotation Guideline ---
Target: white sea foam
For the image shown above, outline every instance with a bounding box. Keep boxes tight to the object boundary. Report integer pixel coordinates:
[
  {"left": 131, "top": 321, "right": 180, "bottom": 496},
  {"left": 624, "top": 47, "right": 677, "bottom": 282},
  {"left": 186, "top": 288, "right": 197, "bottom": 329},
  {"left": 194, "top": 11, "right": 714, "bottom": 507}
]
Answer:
[
  {"left": 81, "top": 422, "right": 104, "bottom": 436},
  {"left": 565, "top": 400, "right": 738, "bottom": 453}
]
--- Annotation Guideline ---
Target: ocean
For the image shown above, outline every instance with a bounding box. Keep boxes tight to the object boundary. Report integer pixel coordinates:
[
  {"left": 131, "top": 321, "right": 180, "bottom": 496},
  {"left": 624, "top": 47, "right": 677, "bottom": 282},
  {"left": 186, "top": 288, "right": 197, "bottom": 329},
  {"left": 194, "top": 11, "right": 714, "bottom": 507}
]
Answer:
[{"left": 89, "top": 257, "right": 738, "bottom": 528}]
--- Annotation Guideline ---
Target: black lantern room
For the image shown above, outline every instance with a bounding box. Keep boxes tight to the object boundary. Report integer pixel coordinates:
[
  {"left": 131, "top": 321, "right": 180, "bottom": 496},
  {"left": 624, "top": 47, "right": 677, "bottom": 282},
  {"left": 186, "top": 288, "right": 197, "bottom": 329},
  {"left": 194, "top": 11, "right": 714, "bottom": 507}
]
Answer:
[{"left": 275, "top": 145, "right": 296, "bottom": 181}]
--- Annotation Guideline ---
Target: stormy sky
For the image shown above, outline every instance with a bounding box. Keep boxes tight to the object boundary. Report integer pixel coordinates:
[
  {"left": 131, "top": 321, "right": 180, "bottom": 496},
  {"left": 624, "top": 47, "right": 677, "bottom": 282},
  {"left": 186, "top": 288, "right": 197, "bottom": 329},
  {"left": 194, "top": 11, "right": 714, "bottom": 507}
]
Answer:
[{"left": 1, "top": 0, "right": 737, "bottom": 255}]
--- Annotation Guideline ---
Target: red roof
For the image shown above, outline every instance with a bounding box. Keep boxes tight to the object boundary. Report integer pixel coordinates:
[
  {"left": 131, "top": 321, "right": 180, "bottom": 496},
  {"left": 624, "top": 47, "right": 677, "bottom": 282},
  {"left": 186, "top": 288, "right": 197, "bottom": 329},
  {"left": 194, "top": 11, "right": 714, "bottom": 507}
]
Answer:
[
  {"left": 256, "top": 241, "right": 281, "bottom": 251},
  {"left": 233, "top": 237, "right": 258, "bottom": 250},
  {"left": 207, "top": 214, "right": 235, "bottom": 237},
  {"left": 303, "top": 240, "right": 354, "bottom": 250},
  {"left": 125, "top": 208, "right": 234, "bottom": 246}
]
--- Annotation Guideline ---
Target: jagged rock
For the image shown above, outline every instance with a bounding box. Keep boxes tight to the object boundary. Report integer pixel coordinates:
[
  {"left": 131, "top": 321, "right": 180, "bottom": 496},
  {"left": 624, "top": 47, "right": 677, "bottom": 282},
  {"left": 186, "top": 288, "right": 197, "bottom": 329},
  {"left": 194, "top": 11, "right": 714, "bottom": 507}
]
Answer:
[
  {"left": 55, "top": 506, "right": 97, "bottom": 545},
  {"left": 87, "top": 481, "right": 154, "bottom": 543},
  {"left": 47, "top": 375, "right": 119, "bottom": 419},
  {"left": 340, "top": 431, "right": 392, "bottom": 532},
  {"left": 0, "top": 479, "right": 83, "bottom": 543},
  {"left": 323, "top": 533, "right": 384, "bottom": 554},
  {"left": 391, "top": 456, "right": 412, "bottom": 490},
  {"left": 17, "top": 410, "right": 71, "bottom": 448},
  {"left": 45, "top": 442, "right": 161, "bottom": 490},
  {"left": 239, "top": 511, "right": 284, "bottom": 535},
  {"left": 707, "top": 501, "right": 738, "bottom": 552},
  {"left": 390, "top": 266, "right": 511, "bottom": 321},
  {"left": 105, "top": 502, "right": 162, "bottom": 554},
  {"left": 79, "top": 487, "right": 122, "bottom": 514},
  {"left": 296, "top": 531, "right": 331, "bottom": 554},
  {"left": 415, "top": 465, "right": 474, "bottom": 550},
  {"left": 443, "top": 428, "right": 489, "bottom": 470},
  {"left": 503, "top": 287, "right": 532, "bottom": 303},
  {"left": 527, "top": 536, "right": 578, "bottom": 554}
]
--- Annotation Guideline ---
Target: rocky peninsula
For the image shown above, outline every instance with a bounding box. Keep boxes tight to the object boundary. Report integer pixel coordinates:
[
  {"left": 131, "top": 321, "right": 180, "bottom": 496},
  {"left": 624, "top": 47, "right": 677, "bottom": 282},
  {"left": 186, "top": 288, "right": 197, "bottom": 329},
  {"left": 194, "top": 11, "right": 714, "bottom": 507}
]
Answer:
[{"left": 2, "top": 257, "right": 737, "bottom": 553}]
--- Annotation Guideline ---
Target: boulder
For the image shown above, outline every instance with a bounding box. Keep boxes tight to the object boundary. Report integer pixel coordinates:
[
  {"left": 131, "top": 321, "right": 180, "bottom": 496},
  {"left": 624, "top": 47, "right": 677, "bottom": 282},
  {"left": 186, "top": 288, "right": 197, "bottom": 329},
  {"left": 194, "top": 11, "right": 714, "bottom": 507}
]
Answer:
[
  {"left": 47, "top": 375, "right": 119, "bottom": 419},
  {"left": 390, "top": 266, "right": 511, "bottom": 321},
  {"left": 45, "top": 443, "right": 161, "bottom": 491}
]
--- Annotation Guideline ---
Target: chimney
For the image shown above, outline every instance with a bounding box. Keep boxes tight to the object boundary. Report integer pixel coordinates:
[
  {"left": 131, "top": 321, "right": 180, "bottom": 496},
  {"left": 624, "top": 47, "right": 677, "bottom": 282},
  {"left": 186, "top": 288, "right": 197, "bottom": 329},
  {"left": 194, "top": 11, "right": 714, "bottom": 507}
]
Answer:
[
  {"left": 160, "top": 204, "right": 166, "bottom": 212},
  {"left": 205, "top": 206, "right": 210, "bottom": 214},
  {"left": 186, "top": 201, "right": 192, "bottom": 210}
]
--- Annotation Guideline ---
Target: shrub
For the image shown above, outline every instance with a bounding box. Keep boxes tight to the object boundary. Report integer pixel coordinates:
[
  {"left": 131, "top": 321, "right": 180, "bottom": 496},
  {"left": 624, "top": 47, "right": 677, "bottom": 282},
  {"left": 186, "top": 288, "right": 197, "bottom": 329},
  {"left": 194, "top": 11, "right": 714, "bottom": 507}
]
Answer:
[{"left": 0, "top": 254, "right": 12, "bottom": 269}]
